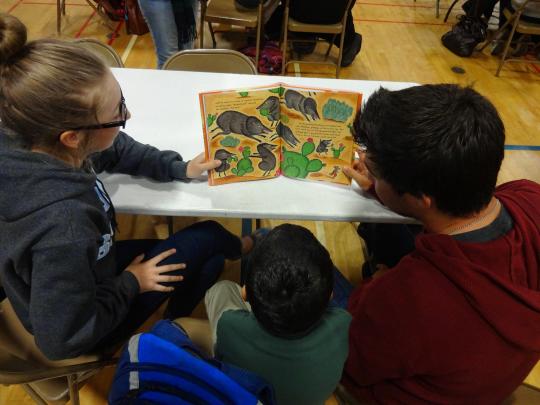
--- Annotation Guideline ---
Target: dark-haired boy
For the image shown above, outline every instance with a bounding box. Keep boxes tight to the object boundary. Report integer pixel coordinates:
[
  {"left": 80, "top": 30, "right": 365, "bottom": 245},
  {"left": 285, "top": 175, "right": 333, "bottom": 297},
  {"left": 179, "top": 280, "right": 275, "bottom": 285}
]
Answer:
[
  {"left": 342, "top": 84, "right": 540, "bottom": 403},
  {"left": 204, "top": 224, "right": 351, "bottom": 405}
]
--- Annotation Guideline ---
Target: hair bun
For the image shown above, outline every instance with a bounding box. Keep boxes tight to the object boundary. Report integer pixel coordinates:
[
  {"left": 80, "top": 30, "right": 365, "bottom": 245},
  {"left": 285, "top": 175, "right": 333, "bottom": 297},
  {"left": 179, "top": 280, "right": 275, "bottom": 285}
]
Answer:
[{"left": 0, "top": 13, "right": 28, "bottom": 63}]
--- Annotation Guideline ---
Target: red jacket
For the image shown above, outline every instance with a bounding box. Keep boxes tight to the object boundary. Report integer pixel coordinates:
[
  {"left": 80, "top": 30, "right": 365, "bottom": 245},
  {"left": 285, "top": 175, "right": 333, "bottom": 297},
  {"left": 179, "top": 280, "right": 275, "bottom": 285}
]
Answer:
[{"left": 344, "top": 180, "right": 540, "bottom": 404}]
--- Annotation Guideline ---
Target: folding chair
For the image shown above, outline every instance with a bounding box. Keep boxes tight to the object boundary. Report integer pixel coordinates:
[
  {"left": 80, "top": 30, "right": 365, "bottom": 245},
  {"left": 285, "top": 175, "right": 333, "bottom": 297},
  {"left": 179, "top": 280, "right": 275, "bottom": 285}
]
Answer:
[
  {"left": 199, "top": 0, "right": 281, "bottom": 69},
  {"left": 75, "top": 38, "right": 124, "bottom": 68},
  {"left": 163, "top": 48, "right": 257, "bottom": 74},
  {"left": 281, "top": 0, "right": 354, "bottom": 78},
  {"left": 0, "top": 298, "right": 116, "bottom": 405},
  {"left": 57, "top": 0, "right": 114, "bottom": 36},
  {"left": 479, "top": 0, "right": 540, "bottom": 76}
]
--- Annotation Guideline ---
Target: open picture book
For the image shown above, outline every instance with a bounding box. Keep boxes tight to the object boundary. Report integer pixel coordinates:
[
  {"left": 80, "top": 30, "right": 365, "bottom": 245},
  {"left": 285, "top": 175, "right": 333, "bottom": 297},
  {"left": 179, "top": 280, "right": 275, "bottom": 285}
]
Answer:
[{"left": 199, "top": 83, "right": 362, "bottom": 186}]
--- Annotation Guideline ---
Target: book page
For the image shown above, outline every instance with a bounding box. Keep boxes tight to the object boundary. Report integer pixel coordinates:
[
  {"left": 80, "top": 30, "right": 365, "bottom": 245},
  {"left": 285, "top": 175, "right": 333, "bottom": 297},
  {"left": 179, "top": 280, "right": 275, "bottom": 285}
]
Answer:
[
  {"left": 200, "top": 86, "right": 283, "bottom": 186},
  {"left": 279, "top": 86, "right": 361, "bottom": 186}
]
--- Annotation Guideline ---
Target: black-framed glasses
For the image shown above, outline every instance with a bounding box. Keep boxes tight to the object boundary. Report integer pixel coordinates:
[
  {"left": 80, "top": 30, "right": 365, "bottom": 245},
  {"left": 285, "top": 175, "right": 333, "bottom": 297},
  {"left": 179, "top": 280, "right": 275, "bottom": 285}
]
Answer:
[{"left": 66, "top": 92, "right": 127, "bottom": 133}]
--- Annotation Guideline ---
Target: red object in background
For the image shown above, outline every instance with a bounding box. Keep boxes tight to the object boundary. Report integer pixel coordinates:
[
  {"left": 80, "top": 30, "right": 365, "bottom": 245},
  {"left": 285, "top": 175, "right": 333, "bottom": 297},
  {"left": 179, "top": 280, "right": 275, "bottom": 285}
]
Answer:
[{"left": 239, "top": 42, "right": 283, "bottom": 74}]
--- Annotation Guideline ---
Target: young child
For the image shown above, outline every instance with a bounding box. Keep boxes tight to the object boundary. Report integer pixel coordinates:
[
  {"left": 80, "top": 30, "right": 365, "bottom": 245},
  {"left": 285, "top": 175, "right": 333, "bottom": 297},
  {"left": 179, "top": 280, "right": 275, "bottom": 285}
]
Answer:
[
  {"left": 205, "top": 224, "right": 352, "bottom": 405},
  {"left": 0, "top": 13, "right": 251, "bottom": 361}
]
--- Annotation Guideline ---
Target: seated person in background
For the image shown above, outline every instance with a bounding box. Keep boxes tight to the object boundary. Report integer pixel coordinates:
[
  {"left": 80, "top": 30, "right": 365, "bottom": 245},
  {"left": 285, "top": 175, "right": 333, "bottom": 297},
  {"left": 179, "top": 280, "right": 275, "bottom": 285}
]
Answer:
[
  {"left": 265, "top": 0, "right": 362, "bottom": 67},
  {"left": 342, "top": 84, "right": 540, "bottom": 403},
  {"left": 205, "top": 224, "right": 352, "bottom": 405}
]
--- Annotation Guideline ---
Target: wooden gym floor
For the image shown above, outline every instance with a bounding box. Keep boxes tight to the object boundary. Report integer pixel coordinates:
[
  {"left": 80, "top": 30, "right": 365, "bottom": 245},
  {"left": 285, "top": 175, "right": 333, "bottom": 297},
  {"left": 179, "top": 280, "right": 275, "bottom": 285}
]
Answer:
[{"left": 1, "top": 0, "right": 539, "bottom": 403}]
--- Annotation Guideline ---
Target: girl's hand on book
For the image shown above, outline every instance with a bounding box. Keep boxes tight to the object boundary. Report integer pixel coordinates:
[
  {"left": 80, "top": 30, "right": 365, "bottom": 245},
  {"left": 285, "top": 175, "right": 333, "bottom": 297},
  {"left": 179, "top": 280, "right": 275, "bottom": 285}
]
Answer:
[
  {"left": 126, "top": 248, "right": 185, "bottom": 293},
  {"left": 186, "top": 152, "right": 222, "bottom": 178},
  {"left": 343, "top": 149, "right": 373, "bottom": 191}
]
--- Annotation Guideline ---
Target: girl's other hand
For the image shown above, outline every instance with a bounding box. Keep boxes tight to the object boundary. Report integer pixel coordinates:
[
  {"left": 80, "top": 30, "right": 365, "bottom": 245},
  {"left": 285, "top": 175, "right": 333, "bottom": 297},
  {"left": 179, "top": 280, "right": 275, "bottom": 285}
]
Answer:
[
  {"left": 126, "top": 248, "right": 185, "bottom": 293},
  {"left": 186, "top": 152, "right": 221, "bottom": 178}
]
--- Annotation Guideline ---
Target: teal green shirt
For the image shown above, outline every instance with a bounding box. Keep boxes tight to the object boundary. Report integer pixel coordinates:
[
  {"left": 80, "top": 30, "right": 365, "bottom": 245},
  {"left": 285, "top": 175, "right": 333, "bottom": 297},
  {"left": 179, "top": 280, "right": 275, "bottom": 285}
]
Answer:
[{"left": 215, "top": 307, "right": 352, "bottom": 405}]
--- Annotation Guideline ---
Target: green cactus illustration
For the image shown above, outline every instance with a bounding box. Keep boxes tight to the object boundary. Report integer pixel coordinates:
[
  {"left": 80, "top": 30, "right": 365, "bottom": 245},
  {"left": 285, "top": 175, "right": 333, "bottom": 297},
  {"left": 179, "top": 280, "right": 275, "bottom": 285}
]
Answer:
[
  {"left": 207, "top": 113, "right": 217, "bottom": 128},
  {"left": 231, "top": 146, "right": 254, "bottom": 176},
  {"left": 322, "top": 99, "right": 353, "bottom": 122},
  {"left": 281, "top": 138, "right": 325, "bottom": 179},
  {"left": 220, "top": 136, "right": 241, "bottom": 148},
  {"left": 269, "top": 87, "right": 285, "bottom": 97},
  {"left": 331, "top": 143, "right": 346, "bottom": 158}
]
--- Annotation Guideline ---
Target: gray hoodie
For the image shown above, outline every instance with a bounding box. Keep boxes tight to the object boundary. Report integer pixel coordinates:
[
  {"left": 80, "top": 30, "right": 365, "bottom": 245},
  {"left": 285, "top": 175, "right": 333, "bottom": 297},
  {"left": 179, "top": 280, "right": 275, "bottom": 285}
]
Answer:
[{"left": 0, "top": 131, "right": 188, "bottom": 360}]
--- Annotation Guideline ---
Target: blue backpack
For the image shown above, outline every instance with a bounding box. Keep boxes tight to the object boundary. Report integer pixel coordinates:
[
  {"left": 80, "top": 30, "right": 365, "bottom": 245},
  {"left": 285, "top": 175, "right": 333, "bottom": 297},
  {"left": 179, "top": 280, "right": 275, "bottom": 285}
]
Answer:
[{"left": 109, "top": 320, "right": 275, "bottom": 405}]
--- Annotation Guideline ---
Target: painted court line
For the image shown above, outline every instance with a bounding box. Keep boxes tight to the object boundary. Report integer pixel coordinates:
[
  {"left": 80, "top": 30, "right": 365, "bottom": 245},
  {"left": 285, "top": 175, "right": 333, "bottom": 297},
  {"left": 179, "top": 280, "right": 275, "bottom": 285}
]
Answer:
[
  {"left": 354, "top": 18, "right": 451, "bottom": 26},
  {"left": 122, "top": 35, "right": 138, "bottom": 65},
  {"left": 74, "top": 10, "right": 95, "bottom": 38},
  {"left": 22, "top": 2, "right": 89, "bottom": 5},
  {"left": 358, "top": 1, "right": 451, "bottom": 9},
  {"left": 7, "top": 0, "right": 23, "bottom": 13},
  {"left": 107, "top": 21, "right": 124, "bottom": 46},
  {"left": 315, "top": 221, "right": 327, "bottom": 247},
  {"left": 504, "top": 145, "right": 540, "bottom": 151},
  {"left": 294, "top": 63, "right": 302, "bottom": 77}
]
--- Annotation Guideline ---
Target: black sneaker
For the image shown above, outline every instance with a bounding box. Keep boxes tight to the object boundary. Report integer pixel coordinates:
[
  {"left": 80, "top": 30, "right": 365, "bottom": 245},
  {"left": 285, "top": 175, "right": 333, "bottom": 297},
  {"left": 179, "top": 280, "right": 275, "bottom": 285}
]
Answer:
[{"left": 341, "top": 33, "right": 362, "bottom": 67}]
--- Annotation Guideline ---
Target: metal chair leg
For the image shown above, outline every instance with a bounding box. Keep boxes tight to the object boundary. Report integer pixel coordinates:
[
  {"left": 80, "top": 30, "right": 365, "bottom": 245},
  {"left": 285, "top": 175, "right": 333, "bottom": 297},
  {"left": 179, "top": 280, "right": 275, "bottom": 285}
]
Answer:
[
  {"left": 443, "top": 0, "right": 460, "bottom": 22},
  {"left": 496, "top": 13, "right": 520, "bottom": 76},
  {"left": 478, "top": 15, "right": 513, "bottom": 52},
  {"left": 255, "top": 3, "right": 264, "bottom": 71},
  {"left": 167, "top": 216, "right": 174, "bottom": 237},
  {"left": 336, "top": 29, "right": 347, "bottom": 78},
  {"left": 21, "top": 384, "right": 47, "bottom": 405},
  {"left": 325, "top": 35, "right": 336, "bottom": 60},
  {"left": 208, "top": 22, "right": 217, "bottom": 48},
  {"left": 281, "top": 2, "right": 290, "bottom": 75},
  {"left": 199, "top": 0, "right": 206, "bottom": 48},
  {"left": 67, "top": 374, "right": 80, "bottom": 405},
  {"left": 57, "top": 0, "right": 62, "bottom": 35}
]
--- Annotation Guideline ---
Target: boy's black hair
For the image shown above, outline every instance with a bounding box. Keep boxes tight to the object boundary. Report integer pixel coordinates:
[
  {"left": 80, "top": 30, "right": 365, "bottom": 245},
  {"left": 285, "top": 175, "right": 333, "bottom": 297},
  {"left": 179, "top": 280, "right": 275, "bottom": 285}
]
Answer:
[
  {"left": 245, "top": 224, "right": 334, "bottom": 337},
  {"left": 353, "top": 84, "right": 505, "bottom": 217}
]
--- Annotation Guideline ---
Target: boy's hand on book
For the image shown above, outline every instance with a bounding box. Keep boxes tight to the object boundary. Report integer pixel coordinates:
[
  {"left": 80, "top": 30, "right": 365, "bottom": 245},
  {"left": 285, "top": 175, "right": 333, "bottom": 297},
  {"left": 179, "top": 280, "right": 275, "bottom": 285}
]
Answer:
[
  {"left": 343, "top": 149, "right": 373, "bottom": 191},
  {"left": 186, "top": 153, "right": 222, "bottom": 178}
]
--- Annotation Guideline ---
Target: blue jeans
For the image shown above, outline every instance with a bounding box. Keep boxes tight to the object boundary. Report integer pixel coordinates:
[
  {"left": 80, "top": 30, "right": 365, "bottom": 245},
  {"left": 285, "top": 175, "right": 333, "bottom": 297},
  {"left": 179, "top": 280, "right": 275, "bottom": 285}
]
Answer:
[
  {"left": 94, "top": 220, "right": 241, "bottom": 352},
  {"left": 330, "top": 267, "right": 354, "bottom": 309},
  {"left": 137, "top": 0, "right": 198, "bottom": 68}
]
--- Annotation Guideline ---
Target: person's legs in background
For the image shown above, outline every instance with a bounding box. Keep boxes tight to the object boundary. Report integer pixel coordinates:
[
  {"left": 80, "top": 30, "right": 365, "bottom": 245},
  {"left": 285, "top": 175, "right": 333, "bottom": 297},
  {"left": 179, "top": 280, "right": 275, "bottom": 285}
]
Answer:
[
  {"left": 357, "top": 223, "right": 422, "bottom": 277},
  {"left": 138, "top": 0, "right": 179, "bottom": 68},
  {"left": 330, "top": 267, "right": 354, "bottom": 309},
  {"left": 172, "top": 0, "right": 199, "bottom": 51}
]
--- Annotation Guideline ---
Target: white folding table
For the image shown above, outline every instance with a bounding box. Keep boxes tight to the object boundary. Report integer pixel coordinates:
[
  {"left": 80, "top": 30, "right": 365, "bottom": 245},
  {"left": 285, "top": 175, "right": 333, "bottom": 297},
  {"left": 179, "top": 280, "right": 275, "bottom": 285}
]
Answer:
[{"left": 104, "top": 68, "right": 417, "bottom": 224}]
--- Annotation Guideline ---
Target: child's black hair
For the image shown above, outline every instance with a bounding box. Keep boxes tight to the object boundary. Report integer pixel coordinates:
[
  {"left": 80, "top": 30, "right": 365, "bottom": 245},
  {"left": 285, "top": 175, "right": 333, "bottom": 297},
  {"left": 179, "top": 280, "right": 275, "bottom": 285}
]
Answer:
[{"left": 246, "top": 224, "right": 334, "bottom": 337}]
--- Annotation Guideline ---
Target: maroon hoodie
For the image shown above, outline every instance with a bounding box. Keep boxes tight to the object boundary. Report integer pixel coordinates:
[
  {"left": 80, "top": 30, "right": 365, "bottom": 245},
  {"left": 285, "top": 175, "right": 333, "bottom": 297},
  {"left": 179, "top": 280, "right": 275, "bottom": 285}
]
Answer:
[{"left": 344, "top": 180, "right": 540, "bottom": 404}]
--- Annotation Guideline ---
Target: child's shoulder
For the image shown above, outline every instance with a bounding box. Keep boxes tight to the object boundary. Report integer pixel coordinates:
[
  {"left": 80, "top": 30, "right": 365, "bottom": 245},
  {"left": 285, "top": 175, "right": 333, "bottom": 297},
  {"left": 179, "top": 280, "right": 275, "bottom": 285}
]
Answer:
[
  {"left": 218, "top": 309, "right": 255, "bottom": 330},
  {"left": 318, "top": 306, "right": 352, "bottom": 332}
]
